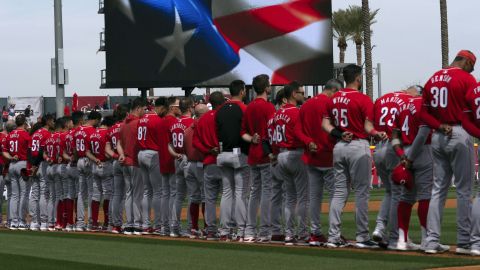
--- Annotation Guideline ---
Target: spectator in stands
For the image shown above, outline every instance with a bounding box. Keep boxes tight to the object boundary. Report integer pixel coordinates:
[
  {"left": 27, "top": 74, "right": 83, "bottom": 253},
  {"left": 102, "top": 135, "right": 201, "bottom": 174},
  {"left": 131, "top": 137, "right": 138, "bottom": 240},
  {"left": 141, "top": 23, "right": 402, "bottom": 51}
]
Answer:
[
  {"left": 24, "top": 105, "right": 32, "bottom": 118},
  {"left": 1, "top": 106, "right": 8, "bottom": 126},
  {"left": 64, "top": 104, "right": 71, "bottom": 116},
  {"left": 8, "top": 104, "right": 15, "bottom": 120}
]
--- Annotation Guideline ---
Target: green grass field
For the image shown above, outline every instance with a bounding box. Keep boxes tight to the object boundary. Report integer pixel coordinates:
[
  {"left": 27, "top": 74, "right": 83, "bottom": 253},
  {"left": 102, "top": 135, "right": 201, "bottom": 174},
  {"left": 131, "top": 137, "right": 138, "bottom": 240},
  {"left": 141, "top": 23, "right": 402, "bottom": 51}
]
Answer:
[
  {"left": 0, "top": 229, "right": 478, "bottom": 270},
  {"left": 0, "top": 208, "right": 477, "bottom": 270}
]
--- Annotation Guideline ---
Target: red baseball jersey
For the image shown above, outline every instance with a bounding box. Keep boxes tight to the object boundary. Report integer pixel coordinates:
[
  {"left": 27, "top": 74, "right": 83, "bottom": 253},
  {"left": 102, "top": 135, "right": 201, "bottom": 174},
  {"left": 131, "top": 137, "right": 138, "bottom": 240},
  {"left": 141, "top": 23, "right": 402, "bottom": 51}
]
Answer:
[
  {"left": 0, "top": 132, "right": 6, "bottom": 166},
  {"left": 423, "top": 67, "right": 477, "bottom": 125},
  {"left": 374, "top": 92, "right": 410, "bottom": 138},
  {"left": 184, "top": 121, "right": 204, "bottom": 162},
  {"left": 89, "top": 128, "right": 109, "bottom": 162},
  {"left": 241, "top": 97, "right": 276, "bottom": 165},
  {"left": 44, "top": 132, "right": 60, "bottom": 163},
  {"left": 465, "top": 83, "right": 480, "bottom": 125},
  {"left": 30, "top": 127, "right": 51, "bottom": 158},
  {"left": 119, "top": 115, "right": 140, "bottom": 166},
  {"left": 169, "top": 116, "right": 194, "bottom": 154},
  {"left": 272, "top": 104, "right": 302, "bottom": 149},
  {"left": 59, "top": 131, "right": 68, "bottom": 163},
  {"left": 107, "top": 122, "right": 122, "bottom": 154},
  {"left": 397, "top": 97, "right": 430, "bottom": 145},
  {"left": 74, "top": 125, "right": 96, "bottom": 158},
  {"left": 325, "top": 89, "right": 374, "bottom": 140},
  {"left": 193, "top": 110, "right": 219, "bottom": 165},
  {"left": 159, "top": 115, "right": 177, "bottom": 173},
  {"left": 295, "top": 94, "right": 336, "bottom": 167},
  {"left": 64, "top": 129, "right": 75, "bottom": 157},
  {"left": 137, "top": 112, "right": 162, "bottom": 151},
  {"left": 2, "top": 128, "right": 31, "bottom": 161}
]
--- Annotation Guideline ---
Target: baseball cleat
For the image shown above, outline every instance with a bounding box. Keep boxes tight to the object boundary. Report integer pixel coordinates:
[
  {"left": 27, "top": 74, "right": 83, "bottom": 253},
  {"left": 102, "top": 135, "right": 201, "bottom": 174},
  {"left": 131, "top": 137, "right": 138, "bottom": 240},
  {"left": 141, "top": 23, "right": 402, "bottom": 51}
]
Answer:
[
  {"left": 284, "top": 236, "right": 297, "bottom": 246},
  {"left": 393, "top": 241, "right": 421, "bottom": 251},
  {"left": 424, "top": 244, "right": 450, "bottom": 254},
  {"left": 455, "top": 245, "right": 471, "bottom": 255},
  {"left": 48, "top": 226, "right": 56, "bottom": 232},
  {"left": 256, "top": 237, "right": 271, "bottom": 244},
  {"left": 219, "top": 234, "right": 232, "bottom": 242},
  {"left": 372, "top": 229, "right": 384, "bottom": 243},
  {"left": 309, "top": 234, "right": 328, "bottom": 247},
  {"left": 133, "top": 228, "right": 143, "bottom": 236},
  {"left": 206, "top": 232, "right": 220, "bottom": 241},
  {"left": 9, "top": 225, "right": 18, "bottom": 231},
  {"left": 327, "top": 239, "right": 348, "bottom": 248},
  {"left": 74, "top": 226, "right": 85, "bottom": 232},
  {"left": 355, "top": 240, "right": 380, "bottom": 249},
  {"left": 64, "top": 225, "right": 74, "bottom": 232},
  {"left": 142, "top": 228, "right": 154, "bottom": 235},
  {"left": 243, "top": 237, "right": 256, "bottom": 243},
  {"left": 123, "top": 227, "right": 134, "bottom": 235},
  {"left": 18, "top": 224, "right": 28, "bottom": 231},
  {"left": 470, "top": 249, "right": 480, "bottom": 256},
  {"left": 189, "top": 229, "right": 201, "bottom": 239},
  {"left": 30, "top": 226, "right": 40, "bottom": 231},
  {"left": 111, "top": 226, "right": 122, "bottom": 234},
  {"left": 169, "top": 230, "right": 180, "bottom": 238}
]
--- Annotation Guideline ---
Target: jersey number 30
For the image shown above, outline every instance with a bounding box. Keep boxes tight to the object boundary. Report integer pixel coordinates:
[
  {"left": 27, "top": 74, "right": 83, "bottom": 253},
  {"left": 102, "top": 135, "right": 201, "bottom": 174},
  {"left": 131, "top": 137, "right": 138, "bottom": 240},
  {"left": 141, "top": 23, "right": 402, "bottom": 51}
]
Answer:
[{"left": 431, "top": 87, "right": 448, "bottom": 108}]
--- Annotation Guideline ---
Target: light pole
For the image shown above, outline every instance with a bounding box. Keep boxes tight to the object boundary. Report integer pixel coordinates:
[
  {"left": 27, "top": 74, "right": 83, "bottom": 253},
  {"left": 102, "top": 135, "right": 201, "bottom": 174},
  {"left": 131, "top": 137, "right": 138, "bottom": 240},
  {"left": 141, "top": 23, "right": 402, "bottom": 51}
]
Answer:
[{"left": 54, "top": 0, "right": 66, "bottom": 117}]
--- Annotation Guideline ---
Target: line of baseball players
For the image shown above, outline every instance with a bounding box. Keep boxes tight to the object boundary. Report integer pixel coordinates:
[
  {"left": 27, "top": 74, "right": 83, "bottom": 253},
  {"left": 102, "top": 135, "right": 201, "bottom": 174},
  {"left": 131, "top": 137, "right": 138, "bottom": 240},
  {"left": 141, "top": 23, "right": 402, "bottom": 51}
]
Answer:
[{"left": 2, "top": 49, "right": 480, "bottom": 255}]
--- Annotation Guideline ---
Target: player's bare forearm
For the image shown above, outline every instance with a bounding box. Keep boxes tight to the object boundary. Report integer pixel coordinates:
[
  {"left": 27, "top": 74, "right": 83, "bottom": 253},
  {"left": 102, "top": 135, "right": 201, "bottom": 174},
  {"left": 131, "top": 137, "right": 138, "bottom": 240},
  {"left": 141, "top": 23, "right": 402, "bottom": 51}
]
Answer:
[
  {"left": 365, "top": 120, "right": 387, "bottom": 141},
  {"left": 105, "top": 142, "right": 117, "bottom": 159},
  {"left": 62, "top": 152, "right": 71, "bottom": 162},
  {"left": 86, "top": 150, "right": 98, "bottom": 163},
  {"left": 116, "top": 140, "right": 125, "bottom": 156},
  {"left": 2, "top": 151, "right": 12, "bottom": 161},
  {"left": 322, "top": 117, "right": 335, "bottom": 134},
  {"left": 241, "top": 133, "right": 253, "bottom": 143},
  {"left": 168, "top": 144, "right": 181, "bottom": 158}
]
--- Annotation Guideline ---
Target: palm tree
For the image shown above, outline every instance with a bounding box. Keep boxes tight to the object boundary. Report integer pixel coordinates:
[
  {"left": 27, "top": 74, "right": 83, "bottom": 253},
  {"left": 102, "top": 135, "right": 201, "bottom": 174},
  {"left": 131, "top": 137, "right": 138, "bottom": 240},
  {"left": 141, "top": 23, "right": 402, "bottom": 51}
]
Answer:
[
  {"left": 362, "top": 0, "right": 374, "bottom": 99},
  {"left": 332, "top": 9, "right": 352, "bottom": 63},
  {"left": 346, "top": 5, "right": 379, "bottom": 66},
  {"left": 440, "top": 0, "right": 449, "bottom": 68}
]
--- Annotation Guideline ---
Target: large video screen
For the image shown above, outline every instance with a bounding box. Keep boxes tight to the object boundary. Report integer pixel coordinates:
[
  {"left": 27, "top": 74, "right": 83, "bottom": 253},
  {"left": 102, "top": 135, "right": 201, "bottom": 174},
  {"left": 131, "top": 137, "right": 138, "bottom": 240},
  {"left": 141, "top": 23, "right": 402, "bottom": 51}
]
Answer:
[{"left": 104, "top": 0, "right": 333, "bottom": 88}]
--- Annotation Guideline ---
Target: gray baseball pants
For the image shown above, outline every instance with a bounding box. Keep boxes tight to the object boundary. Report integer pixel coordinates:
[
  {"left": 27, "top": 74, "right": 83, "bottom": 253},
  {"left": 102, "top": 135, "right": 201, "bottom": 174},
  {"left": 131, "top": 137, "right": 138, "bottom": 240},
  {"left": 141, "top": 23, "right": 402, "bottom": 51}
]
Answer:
[
  {"left": 373, "top": 141, "right": 400, "bottom": 242},
  {"left": 138, "top": 150, "right": 162, "bottom": 229},
  {"left": 161, "top": 173, "right": 176, "bottom": 232},
  {"left": 204, "top": 164, "right": 224, "bottom": 234},
  {"left": 29, "top": 161, "right": 48, "bottom": 227},
  {"left": 245, "top": 163, "right": 273, "bottom": 238},
  {"left": 76, "top": 158, "right": 93, "bottom": 228},
  {"left": 172, "top": 156, "right": 189, "bottom": 232},
  {"left": 112, "top": 160, "right": 125, "bottom": 227},
  {"left": 308, "top": 166, "right": 334, "bottom": 236},
  {"left": 271, "top": 163, "right": 285, "bottom": 236},
  {"left": 123, "top": 165, "right": 143, "bottom": 229},
  {"left": 276, "top": 149, "right": 308, "bottom": 238},
  {"left": 8, "top": 160, "right": 29, "bottom": 226},
  {"left": 46, "top": 164, "right": 63, "bottom": 226},
  {"left": 217, "top": 152, "right": 250, "bottom": 237},
  {"left": 185, "top": 161, "right": 204, "bottom": 205},
  {"left": 0, "top": 169, "right": 4, "bottom": 224},
  {"left": 92, "top": 162, "right": 113, "bottom": 225},
  {"left": 328, "top": 140, "right": 372, "bottom": 243},
  {"left": 401, "top": 145, "right": 433, "bottom": 204},
  {"left": 425, "top": 127, "right": 474, "bottom": 249}
]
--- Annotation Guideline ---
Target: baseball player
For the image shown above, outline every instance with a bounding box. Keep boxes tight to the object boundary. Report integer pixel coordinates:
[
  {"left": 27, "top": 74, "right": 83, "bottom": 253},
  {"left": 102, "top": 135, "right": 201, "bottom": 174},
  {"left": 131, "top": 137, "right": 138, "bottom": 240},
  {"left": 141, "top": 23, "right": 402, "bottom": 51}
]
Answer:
[
  {"left": 57, "top": 116, "right": 75, "bottom": 231},
  {"left": 0, "top": 125, "right": 8, "bottom": 226},
  {"left": 460, "top": 81, "right": 480, "bottom": 256},
  {"left": 193, "top": 91, "right": 225, "bottom": 241},
  {"left": 215, "top": 81, "right": 250, "bottom": 241},
  {"left": 117, "top": 98, "right": 147, "bottom": 235},
  {"left": 241, "top": 74, "right": 276, "bottom": 243},
  {"left": 169, "top": 98, "right": 195, "bottom": 237},
  {"left": 28, "top": 114, "right": 54, "bottom": 231},
  {"left": 74, "top": 111, "right": 102, "bottom": 232},
  {"left": 105, "top": 105, "right": 128, "bottom": 234},
  {"left": 271, "top": 82, "right": 308, "bottom": 246},
  {"left": 322, "top": 64, "right": 386, "bottom": 249},
  {"left": 62, "top": 111, "right": 84, "bottom": 231},
  {"left": 390, "top": 86, "right": 431, "bottom": 251},
  {"left": 137, "top": 98, "right": 164, "bottom": 234},
  {"left": 295, "top": 79, "right": 343, "bottom": 246},
  {"left": 44, "top": 119, "right": 66, "bottom": 230},
  {"left": 87, "top": 116, "right": 115, "bottom": 231},
  {"left": 183, "top": 104, "right": 209, "bottom": 238},
  {"left": 2, "top": 114, "right": 31, "bottom": 230},
  {"left": 158, "top": 97, "right": 181, "bottom": 237},
  {"left": 372, "top": 90, "right": 412, "bottom": 247},
  {"left": 1, "top": 121, "right": 16, "bottom": 228},
  {"left": 421, "top": 50, "right": 477, "bottom": 254}
]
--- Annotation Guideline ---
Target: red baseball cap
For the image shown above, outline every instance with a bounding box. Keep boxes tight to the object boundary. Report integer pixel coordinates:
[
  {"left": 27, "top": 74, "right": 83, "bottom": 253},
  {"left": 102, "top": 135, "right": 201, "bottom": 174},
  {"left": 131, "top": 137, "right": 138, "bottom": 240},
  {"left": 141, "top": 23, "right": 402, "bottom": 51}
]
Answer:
[
  {"left": 392, "top": 164, "right": 414, "bottom": 190},
  {"left": 457, "top": 50, "right": 476, "bottom": 65}
]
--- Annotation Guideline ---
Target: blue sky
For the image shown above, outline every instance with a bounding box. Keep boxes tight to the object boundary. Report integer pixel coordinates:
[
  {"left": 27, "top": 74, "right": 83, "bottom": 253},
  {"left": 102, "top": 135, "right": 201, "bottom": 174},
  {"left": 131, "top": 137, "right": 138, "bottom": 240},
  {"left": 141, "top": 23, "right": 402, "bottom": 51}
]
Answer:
[{"left": 1, "top": 0, "right": 479, "bottom": 98}]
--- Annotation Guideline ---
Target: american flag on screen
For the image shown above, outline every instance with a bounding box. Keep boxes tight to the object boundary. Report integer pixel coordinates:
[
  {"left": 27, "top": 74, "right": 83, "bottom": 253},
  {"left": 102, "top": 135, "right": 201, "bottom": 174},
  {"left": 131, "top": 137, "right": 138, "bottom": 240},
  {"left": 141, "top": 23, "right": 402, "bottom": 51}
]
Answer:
[{"left": 108, "top": 0, "right": 333, "bottom": 86}]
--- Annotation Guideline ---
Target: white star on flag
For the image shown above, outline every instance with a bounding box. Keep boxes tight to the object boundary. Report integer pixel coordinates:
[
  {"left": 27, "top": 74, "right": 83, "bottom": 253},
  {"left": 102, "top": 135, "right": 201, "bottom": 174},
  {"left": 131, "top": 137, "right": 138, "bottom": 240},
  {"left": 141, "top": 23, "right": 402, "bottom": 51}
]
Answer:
[{"left": 156, "top": 6, "right": 196, "bottom": 72}]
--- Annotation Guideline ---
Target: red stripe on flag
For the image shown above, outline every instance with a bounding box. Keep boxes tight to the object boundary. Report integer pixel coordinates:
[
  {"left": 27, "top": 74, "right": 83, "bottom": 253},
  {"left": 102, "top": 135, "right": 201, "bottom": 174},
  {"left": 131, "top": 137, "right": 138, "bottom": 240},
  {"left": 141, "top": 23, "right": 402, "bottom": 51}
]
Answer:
[
  {"left": 271, "top": 54, "right": 331, "bottom": 84},
  {"left": 214, "top": 0, "right": 329, "bottom": 52}
]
